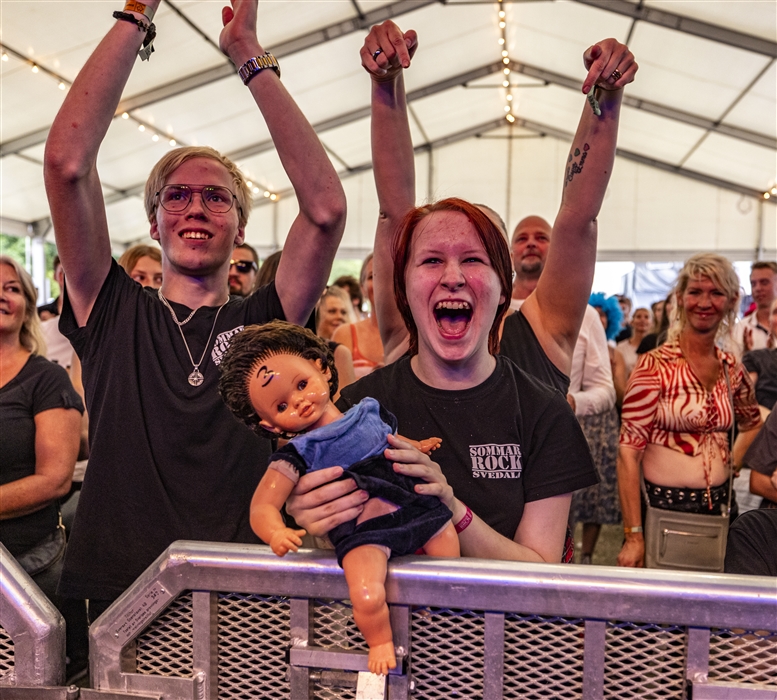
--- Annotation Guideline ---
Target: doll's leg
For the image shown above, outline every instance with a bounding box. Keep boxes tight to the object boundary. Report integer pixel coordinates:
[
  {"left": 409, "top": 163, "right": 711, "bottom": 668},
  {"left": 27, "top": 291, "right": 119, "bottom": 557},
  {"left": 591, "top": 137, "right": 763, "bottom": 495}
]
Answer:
[
  {"left": 421, "top": 521, "right": 460, "bottom": 558},
  {"left": 341, "top": 544, "right": 396, "bottom": 675}
]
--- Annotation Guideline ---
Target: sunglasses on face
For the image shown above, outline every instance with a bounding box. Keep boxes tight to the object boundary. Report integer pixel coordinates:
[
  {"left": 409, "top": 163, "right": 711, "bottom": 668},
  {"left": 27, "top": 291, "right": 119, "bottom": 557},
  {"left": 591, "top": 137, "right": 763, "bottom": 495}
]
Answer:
[
  {"left": 230, "top": 260, "right": 258, "bottom": 274},
  {"left": 155, "top": 184, "right": 238, "bottom": 214}
]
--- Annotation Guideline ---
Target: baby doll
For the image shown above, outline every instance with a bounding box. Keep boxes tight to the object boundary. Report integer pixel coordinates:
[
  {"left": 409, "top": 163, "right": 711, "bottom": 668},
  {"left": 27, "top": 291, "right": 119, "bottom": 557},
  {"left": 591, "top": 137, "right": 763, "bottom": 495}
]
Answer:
[{"left": 219, "top": 321, "right": 459, "bottom": 675}]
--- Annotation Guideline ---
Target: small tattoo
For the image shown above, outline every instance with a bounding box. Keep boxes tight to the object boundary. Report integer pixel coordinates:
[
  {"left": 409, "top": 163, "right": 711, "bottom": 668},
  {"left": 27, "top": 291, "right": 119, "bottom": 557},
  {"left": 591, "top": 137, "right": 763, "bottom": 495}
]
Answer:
[
  {"left": 564, "top": 143, "right": 590, "bottom": 187},
  {"left": 256, "top": 365, "right": 277, "bottom": 387}
]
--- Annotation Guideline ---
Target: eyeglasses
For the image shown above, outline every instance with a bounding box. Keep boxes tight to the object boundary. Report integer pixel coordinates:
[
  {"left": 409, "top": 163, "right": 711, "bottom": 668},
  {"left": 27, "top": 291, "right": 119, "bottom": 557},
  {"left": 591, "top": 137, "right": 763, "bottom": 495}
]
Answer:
[
  {"left": 230, "top": 260, "right": 258, "bottom": 274},
  {"left": 155, "top": 185, "right": 238, "bottom": 214}
]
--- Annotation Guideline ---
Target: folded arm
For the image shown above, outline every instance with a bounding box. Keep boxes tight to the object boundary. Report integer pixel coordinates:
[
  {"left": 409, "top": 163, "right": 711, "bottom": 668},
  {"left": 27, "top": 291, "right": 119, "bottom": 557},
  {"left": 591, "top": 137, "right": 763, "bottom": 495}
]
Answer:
[
  {"left": 0, "top": 408, "right": 80, "bottom": 520},
  {"left": 521, "top": 40, "right": 637, "bottom": 376}
]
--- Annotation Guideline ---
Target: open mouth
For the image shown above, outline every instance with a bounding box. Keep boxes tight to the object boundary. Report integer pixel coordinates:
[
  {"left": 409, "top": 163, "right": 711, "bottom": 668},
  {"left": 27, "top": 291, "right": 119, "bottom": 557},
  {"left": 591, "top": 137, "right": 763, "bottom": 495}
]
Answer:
[{"left": 434, "top": 301, "right": 472, "bottom": 336}]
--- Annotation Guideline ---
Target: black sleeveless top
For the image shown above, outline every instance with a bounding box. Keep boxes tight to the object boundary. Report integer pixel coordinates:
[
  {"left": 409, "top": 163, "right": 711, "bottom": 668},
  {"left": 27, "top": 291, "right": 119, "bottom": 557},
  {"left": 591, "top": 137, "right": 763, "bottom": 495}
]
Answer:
[{"left": 498, "top": 310, "right": 570, "bottom": 395}]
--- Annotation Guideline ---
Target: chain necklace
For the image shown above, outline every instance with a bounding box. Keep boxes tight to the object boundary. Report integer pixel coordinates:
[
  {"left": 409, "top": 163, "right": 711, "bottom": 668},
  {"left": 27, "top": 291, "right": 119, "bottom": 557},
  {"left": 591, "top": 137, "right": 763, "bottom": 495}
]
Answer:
[{"left": 158, "top": 288, "right": 229, "bottom": 386}]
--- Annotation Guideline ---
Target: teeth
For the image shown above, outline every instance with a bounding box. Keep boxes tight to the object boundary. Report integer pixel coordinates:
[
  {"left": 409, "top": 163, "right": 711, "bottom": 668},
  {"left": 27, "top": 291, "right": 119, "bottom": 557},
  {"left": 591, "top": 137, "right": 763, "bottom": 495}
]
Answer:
[
  {"left": 435, "top": 301, "right": 471, "bottom": 310},
  {"left": 182, "top": 231, "right": 210, "bottom": 239}
]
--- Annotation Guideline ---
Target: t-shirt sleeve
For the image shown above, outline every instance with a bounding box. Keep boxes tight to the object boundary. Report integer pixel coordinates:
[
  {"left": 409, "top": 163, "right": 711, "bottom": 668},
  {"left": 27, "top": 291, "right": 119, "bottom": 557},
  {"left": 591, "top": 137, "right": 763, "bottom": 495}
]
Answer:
[
  {"left": 245, "top": 281, "right": 286, "bottom": 325},
  {"left": 619, "top": 352, "right": 661, "bottom": 452},
  {"left": 732, "top": 363, "right": 762, "bottom": 432},
  {"left": 59, "top": 260, "right": 136, "bottom": 360},
  {"left": 744, "top": 410, "right": 777, "bottom": 476},
  {"left": 268, "top": 443, "right": 308, "bottom": 479},
  {"left": 32, "top": 360, "right": 84, "bottom": 416},
  {"left": 523, "top": 395, "right": 598, "bottom": 502}
]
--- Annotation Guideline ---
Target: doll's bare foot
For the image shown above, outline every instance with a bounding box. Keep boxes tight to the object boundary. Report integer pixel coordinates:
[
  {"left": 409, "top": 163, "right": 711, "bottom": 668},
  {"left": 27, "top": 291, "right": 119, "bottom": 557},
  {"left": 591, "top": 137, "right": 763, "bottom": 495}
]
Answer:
[{"left": 368, "top": 642, "right": 396, "bottom": 676}]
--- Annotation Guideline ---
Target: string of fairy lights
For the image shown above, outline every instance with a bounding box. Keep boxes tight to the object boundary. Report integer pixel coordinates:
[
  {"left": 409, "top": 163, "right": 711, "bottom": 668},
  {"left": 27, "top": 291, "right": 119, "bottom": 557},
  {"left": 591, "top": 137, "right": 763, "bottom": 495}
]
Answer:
[
  {"left": 497, "top": 0, "right": 516, "bottom": 124},
  {"left": 1, "top": 41, "right": 280, "bottom": 202}
]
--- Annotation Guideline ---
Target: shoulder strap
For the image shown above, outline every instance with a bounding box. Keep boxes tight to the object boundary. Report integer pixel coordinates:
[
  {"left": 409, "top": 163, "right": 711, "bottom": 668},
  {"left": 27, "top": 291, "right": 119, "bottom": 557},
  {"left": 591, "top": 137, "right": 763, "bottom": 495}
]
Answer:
[{"left": 723, "top": 361, "right": 735, "bottom": 514}]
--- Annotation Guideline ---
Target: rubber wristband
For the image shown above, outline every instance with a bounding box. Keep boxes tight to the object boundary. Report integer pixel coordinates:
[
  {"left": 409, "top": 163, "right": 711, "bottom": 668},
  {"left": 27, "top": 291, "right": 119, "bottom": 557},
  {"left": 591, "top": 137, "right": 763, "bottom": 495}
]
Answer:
[
  {"left": 624, "top": 526, "right": 643, "bottom": 534},
  {"left": 454, "top": 505, "right": 473, "bottom": 534}
]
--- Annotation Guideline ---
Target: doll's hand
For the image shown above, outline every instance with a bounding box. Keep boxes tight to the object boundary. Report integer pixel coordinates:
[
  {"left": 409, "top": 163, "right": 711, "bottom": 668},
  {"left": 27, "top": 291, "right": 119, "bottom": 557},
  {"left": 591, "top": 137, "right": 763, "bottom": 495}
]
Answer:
[
  {"left": 286, "top": 466, "right": 369, "bottom": 537},
  {"left": 269, "top": 527, "right": 306, "bottom": 557},
  {"left": 397, "top": 434, "right": 442, "bottom": 454},
  {"left": 385, "top": 433, "right": 455, "bottom": 510}
]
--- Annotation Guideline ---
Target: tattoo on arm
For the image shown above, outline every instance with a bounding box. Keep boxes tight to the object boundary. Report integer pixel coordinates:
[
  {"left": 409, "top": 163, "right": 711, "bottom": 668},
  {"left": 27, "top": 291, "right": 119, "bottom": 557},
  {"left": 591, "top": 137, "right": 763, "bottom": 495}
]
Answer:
[{"left": 564, "top": 143, "right": 590, "bottom": 188}]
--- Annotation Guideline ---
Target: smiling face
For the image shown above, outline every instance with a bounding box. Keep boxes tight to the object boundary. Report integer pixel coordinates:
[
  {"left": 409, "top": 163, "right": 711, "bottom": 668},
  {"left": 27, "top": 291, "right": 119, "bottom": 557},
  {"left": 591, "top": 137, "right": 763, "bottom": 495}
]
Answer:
[
  {"left": 405, "top": 210, "right": 505, "bottom": 367},
  {"left": 150, "top": 157, "right": 244, "bottom": 279},
  {"left": 0, "top": 263, "right": 26, "bottom": 341},
  {"left": 678, "top": 275, "right": 732, "bottom": 336},
  {"left": 130, "top": 255, "right": 163, "bottom": 289},
  {"left": 750, "top": 267, "right": 777, "bottom": 310},
  {"left": 631, "top": 308, "right": 652, "bottom": 334},
  {"left": 317, "top": 294, "right": 349, "bottom": 340},
  {"left": 247, "top": 353, "right": 333, "bottom": 435}
]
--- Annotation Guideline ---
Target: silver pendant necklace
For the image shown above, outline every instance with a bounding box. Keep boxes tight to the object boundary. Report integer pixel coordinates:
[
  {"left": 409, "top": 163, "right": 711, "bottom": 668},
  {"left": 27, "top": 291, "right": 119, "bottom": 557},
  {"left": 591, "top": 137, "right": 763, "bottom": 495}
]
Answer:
[{"left": 158, "top": 288, "right": 228, "bottom": 386}]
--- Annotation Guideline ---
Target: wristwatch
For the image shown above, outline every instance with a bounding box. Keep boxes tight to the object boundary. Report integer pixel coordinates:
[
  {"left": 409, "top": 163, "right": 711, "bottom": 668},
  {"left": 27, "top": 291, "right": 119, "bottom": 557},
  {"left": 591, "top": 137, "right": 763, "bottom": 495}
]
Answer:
[{"left": 238, "top": 54, "right": 281, "bottom": 84}]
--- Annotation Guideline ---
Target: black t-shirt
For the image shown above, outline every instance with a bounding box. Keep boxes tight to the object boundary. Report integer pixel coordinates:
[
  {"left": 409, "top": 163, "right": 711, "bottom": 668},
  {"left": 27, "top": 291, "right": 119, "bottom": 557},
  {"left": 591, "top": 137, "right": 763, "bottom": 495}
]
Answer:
[
  {"left": 337, "top": 355, "right": 596, "bottom": 541},
  {"left": 724, "top": 509, "right": 777, "bottom": 576},
  {"left": 58, "top": 261, "right": 285, "bottom": 600},
  {"left": 0, "top": 355, "right": 83, "bottom": 556},
  {"left": 499, "top": 310, "right": 570, "bottom": 395},
  {"left": 742, "top": 348, "right": 777, "bottom": 409}
]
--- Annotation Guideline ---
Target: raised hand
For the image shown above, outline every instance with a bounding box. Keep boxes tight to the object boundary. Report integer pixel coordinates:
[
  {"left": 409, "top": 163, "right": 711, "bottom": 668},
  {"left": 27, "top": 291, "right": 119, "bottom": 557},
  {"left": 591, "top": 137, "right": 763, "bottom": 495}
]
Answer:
[
  {"left": 220, "top": 0, "right": 261, "bottom": 63},
  {"left": 360, "top": 20, "right": 418, "bottom": 82},
  {"left": 582, "top": 39, "right": 638, "bottom": 94}
]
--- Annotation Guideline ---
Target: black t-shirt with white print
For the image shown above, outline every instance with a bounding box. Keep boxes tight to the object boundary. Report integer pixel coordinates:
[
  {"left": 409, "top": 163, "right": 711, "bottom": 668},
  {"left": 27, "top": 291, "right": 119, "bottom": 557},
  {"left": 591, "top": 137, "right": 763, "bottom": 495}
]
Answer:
[
  {"left": 337, "top": 355, "right": 596, "bottom": 541},
  {"left": 58, "top": 260, "right": 285, "bottom": 601}
]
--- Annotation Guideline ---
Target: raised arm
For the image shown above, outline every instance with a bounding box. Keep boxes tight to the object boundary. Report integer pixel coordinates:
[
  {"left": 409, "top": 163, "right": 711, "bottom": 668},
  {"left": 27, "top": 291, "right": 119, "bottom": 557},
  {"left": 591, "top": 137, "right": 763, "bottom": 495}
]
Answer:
[
  {"left": 219, "top": 1, "right": 346, "bottom": 325},
  {"left": 44, "top": 2, "right": 162, "bottom": 326},
  {"left": 521, "top": 40, "right": 637, "bottom": 375},
  {"left": 361, "top": 22, "right": 418, "bottom": 362}
]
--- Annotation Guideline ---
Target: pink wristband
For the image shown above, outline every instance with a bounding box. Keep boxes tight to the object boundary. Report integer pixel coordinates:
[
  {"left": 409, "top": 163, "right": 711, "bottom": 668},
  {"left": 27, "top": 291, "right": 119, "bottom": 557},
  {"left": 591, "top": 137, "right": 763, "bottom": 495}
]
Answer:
[{"left": 454, "top": 505, "right": 473, "bottom": 534}]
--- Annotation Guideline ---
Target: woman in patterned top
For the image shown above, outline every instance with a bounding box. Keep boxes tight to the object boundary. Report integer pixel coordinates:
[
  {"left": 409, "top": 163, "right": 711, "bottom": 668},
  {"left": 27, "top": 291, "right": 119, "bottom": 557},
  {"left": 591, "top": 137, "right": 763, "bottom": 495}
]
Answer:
[{"left": 617, "top": 253, "right": 763, "bottom": 568}]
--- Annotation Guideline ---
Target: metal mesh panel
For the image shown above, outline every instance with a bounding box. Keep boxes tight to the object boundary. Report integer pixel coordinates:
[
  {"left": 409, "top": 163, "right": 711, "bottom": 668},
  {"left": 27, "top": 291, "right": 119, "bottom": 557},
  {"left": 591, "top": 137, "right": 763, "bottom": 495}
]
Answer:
[
  {"left": 0, "top": 625, "right": 14, "bottom": 680},
  {"left": 410, "top": 606, "right": 484, "bottom": 699},
  {"left": 311, "top": 670, "right": 358, "bottom": 700},
  {"left": 135, "top": 592, "right": 193, "bottom": 677},
  {"left": 217, "top": 593, "right": 290, "bottom": 700},
  {"left": 311, "top": 599, "right": 368, "bottom": 651},
  {"left": 708, "top": 628, "right": 777, "bottom": 685},
  {"left": 503, "top": 614, "right": 585, "bottom": 700},
  {"left": 603, "top": 622, "right": 687, "bottom": 700}
]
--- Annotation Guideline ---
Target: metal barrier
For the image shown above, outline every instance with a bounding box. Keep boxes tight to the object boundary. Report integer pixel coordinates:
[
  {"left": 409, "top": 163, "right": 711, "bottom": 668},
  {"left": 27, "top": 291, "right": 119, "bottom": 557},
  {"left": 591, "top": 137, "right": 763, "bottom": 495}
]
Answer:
[
  {"left": 0, "top": 543, "right": 65, "bottom": 688},
  {"left": 89, "top": 540, "right": 777, "bottom": 700}
]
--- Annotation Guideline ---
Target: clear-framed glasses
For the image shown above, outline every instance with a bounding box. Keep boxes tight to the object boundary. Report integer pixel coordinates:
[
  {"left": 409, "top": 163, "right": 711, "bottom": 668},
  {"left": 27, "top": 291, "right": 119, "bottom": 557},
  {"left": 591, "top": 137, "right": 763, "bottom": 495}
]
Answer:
[{"left": 155, "top": 184, "right": 237, "bottom": 214}]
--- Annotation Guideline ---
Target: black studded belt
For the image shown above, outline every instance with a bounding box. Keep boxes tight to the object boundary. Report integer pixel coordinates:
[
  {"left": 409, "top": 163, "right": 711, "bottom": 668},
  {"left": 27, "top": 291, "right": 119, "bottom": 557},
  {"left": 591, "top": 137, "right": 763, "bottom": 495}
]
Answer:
[{"left": 644, "top": 478, "right": 731, "bottom": 516}]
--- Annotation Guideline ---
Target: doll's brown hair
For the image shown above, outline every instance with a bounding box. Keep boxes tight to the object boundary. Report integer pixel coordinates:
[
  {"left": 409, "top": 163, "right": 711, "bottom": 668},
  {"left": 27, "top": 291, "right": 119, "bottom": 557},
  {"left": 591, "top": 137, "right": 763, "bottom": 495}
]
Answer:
[{"left": 219, "top": 320, "right": 339, "bottom": 439}]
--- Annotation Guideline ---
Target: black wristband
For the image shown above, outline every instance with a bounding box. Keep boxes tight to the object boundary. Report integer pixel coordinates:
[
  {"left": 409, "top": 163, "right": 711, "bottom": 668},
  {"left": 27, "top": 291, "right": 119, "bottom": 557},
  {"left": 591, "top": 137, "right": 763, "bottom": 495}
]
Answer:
[{"left": 113, "top": 11, "right": 156, "bottom": 60}]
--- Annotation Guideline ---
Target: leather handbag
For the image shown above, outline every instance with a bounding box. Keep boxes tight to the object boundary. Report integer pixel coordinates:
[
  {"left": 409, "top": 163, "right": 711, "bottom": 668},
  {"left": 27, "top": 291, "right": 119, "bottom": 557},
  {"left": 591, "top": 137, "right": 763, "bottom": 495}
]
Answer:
[
  {"left": 16, "top": 512, "right": 67, "bottom": 577},
  {"left": 642, "top": 365, "right": 735, "bottom": 573}
]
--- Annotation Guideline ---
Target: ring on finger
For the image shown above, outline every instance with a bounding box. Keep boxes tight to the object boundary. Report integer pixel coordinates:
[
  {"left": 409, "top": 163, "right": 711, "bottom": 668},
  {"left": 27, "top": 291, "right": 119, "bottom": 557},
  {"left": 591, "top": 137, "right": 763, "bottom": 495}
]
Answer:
[
  {"left": 610, "top": 68, "right": 622, "bottom": 81},
  {"left": 372, "top": 48, "right": 383, "bottom": 61}
]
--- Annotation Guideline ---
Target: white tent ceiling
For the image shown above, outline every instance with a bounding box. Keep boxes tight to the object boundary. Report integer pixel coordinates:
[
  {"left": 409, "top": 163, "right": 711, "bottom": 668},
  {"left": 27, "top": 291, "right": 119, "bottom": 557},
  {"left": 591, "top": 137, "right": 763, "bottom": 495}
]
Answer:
[{"left": 1, "top": 0, "right": 775, "bottom": 261}]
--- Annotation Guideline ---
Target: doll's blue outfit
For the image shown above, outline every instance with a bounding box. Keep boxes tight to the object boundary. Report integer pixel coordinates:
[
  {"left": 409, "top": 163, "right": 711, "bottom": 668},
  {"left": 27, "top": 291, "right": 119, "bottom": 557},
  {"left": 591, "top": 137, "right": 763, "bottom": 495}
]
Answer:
[{"left": 268, "top": 397, "right": 452, "bottom": 566}]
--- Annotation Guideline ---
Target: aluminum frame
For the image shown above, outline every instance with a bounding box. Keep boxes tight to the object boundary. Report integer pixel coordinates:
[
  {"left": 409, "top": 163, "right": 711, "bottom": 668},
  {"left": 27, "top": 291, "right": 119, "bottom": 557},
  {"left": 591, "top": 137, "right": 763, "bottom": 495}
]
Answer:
[
  {"left": 0, "top": 543, "right": 65, "bottom": 687},
  {"left": 89, "top": 540, "right": 777, "bottom": 700}
]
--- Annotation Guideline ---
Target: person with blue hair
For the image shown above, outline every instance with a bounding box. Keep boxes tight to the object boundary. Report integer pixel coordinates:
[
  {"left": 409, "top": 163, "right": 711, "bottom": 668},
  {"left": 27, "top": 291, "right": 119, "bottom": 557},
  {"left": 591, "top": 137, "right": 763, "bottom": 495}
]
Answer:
[{"left": 589, "top": 293, "right": 623, "bottom": 343}]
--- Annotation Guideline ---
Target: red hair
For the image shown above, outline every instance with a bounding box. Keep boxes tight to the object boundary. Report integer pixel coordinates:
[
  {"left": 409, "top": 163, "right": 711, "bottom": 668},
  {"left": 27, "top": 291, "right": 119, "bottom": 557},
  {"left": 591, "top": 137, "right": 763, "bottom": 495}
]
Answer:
[{"left": 392, "top": 198, "right": 512, "bottom": 356}]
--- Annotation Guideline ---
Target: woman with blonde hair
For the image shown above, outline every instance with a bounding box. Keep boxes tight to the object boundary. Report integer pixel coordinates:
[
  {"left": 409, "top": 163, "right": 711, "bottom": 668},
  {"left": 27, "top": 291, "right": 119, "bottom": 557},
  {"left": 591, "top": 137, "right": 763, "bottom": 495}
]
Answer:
[
  {"left": 118, "top": 244, "right": 163, "bottom": 289},
  {"left": 0, "top": 255, "right": 86, "bottom": 678},
  {"left": 618, "top": 253, "right": 763, "bottom": 568}
]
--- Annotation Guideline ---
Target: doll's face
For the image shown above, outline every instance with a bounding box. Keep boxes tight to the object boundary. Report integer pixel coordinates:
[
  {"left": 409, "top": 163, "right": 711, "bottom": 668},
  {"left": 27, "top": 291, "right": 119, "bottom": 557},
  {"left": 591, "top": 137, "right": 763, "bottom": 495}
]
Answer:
[{"left": 248, "top": 353, "right": 332, "bottom": 435}]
